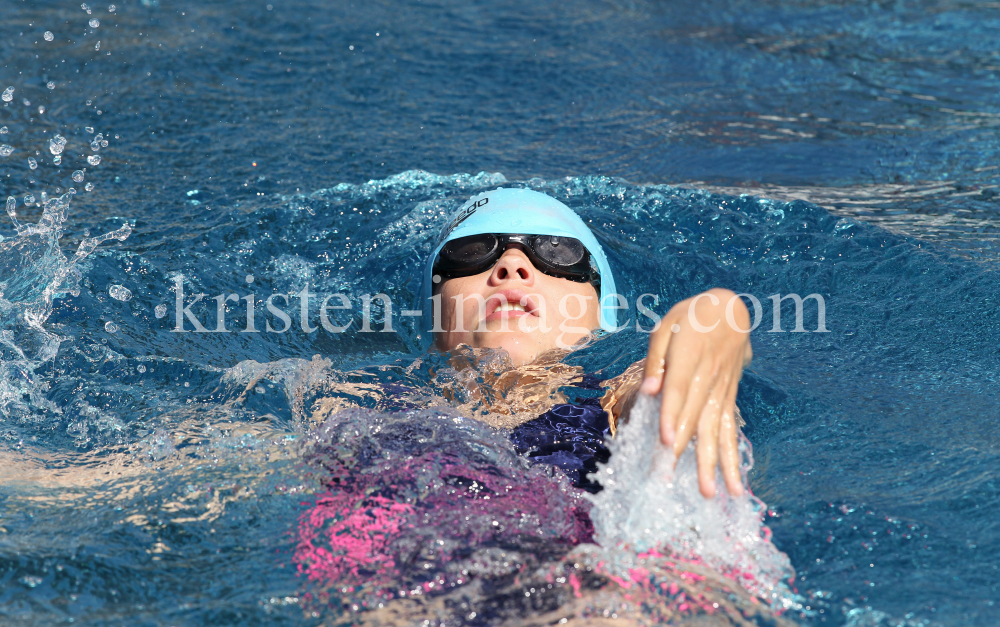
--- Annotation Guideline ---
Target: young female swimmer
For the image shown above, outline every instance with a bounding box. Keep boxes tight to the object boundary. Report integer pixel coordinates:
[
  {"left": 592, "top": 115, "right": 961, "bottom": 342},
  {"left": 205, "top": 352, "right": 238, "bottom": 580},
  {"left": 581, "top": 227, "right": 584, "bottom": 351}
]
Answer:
[{"left": 424, "top": 188, "right": 753, "bottom": 499}]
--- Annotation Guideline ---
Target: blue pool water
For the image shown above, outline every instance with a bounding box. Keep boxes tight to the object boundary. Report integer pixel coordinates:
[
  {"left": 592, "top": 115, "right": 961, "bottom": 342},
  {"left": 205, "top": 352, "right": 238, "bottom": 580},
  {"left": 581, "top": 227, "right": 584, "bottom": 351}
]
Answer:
[{"left": 2, "top": 0, "right": 999, "bottom": 625}]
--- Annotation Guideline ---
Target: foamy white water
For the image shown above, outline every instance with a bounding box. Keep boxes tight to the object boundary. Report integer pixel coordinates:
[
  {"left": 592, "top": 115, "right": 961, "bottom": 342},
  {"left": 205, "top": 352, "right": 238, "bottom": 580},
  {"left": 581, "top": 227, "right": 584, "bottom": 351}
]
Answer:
[{"left": 587, "top": 392, "right": 802, "bottom": 610}]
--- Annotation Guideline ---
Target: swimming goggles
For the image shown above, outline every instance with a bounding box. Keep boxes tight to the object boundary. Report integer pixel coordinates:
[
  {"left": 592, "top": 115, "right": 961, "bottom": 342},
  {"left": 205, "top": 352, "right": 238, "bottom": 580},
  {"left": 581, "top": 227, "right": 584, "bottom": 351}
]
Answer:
[{"left": 433, "top": 233, "right": 601, "bottom": 287}]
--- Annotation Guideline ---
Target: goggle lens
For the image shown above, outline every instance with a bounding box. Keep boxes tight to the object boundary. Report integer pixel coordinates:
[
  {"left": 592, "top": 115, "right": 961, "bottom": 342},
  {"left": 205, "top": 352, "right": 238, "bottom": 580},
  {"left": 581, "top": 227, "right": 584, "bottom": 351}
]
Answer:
[
  {"left": 435, "top": 234, "right": 596, "bottom": 285},
  {"left": 531, "top": 235, "right": 586, "bottom": 267},
  {"left": 440, "top": 234, "right": 499, "bottom": 265}
]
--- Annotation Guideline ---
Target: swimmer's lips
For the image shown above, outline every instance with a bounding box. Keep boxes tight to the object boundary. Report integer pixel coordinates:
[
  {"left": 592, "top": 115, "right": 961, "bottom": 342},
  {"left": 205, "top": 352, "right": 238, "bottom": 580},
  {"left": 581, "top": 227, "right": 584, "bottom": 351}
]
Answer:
[{"left": 482, "top": 290, "right": 539, "bottom": 323}]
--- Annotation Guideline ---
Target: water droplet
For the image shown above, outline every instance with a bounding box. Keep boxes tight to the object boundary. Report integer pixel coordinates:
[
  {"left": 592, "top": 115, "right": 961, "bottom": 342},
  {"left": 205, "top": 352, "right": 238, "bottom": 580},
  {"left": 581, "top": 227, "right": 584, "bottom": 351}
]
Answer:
[
  {"left": 85, "top": 99, "right": 92, "bottom": 106},
  {"left": 23, "top": 99, "right": 31, "bottom": 107},
  {"left": 72, "top": 170, "right": 85, "bottom": 182},
  {"left": 28, "top": 158, "right": 37, "bottom": 170},
  {"left": 183, "top": 382, "right": 189, "bottom": 387},
  {"left": 90, "top": 18, "right": 100, "bottom": 28},
  {"left": 37, "top": 106, "right": 45, "bottom": 115},
  {"left": 6, "top": 196, "right": 15, "bottom": 217},
  {"left": 104, "top": 321, "right": 118, "bottom": 333},
  {"left": 109, "top": 284, "right": 132, "bottom": 301},
  {"left": 81, "top": 3, "right": 91, "bottom": 13},
  {"left": 108, "top": 4, "right": 116, "bottom": 12},
  {"left": 101, "top": 139, "right": 108, "bottom": 147},
  {"left": 90, "top": 140, "right": 100, "bottom": 152},
  {"left": 154, "top": 304, "right": 167, "bottom": 318},
  {"left": 245, "top": 274, "right": 254, "bottom": 283},
  {"left": 84, "top": 182, "right": 94, "bottom": 191},
  {"left": 85, "top": 126, "right": 94, "bottom": 134},
  {"left": 0, "top": 126, "right": 7, "bottom": 134},
  {"left": 46, "top": 81, "right": 55, "bottom": 90},
  {"left": 1, "top": 87, "right": 13, "bottom": 102},
  {"left": 87, "top": 155, "right": 101, "bottom": 165},
  {"left": 23, "top": 194, "right": 35, "bottom": 205},
  {"left": 0, "top": 145, "right": 12, "bottom": 157},
  {"left": 137, "top": 364, "right": 146, "bottom": 373},
  {"left": 48, "top": 134, "right": 67, "bottom": 155},
  {"left": 44, "top": 31, "right": 54, "bottom": 41},
  {"left": 53, "top": 155, "right": 62, "bottom": 165}
]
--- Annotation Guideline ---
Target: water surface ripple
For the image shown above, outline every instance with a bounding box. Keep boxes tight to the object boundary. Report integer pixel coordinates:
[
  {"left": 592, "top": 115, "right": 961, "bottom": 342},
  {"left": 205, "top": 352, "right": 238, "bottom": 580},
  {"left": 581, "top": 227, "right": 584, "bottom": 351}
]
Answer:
[{"left": 1, "top": 0, "right": 998, "bottom": 626}]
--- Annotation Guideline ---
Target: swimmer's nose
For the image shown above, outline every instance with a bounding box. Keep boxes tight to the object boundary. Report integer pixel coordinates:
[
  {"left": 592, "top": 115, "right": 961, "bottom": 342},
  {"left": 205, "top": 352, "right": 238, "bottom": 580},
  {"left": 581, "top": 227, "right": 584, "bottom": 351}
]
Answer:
[{"left": 488, "top": 248, "right": 535, "bottom": 285}]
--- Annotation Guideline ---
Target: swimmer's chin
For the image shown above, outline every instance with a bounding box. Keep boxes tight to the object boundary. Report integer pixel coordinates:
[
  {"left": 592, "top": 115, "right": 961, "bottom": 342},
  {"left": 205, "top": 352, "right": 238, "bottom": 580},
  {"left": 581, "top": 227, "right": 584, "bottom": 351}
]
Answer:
[
  {"left": 437, "top": 331, "right": 596, "bottom": 367},
  {"left": 469, "top": 333, "right": 546, "bottom": 366}
]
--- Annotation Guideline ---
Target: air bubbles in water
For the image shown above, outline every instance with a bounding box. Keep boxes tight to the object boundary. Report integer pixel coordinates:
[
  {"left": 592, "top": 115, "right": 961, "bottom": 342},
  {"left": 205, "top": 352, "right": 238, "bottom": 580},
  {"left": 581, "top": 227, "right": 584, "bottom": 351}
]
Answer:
[
  {"left": 37, "top": 105, "right": 45, "bottom": 115},
  {"left": 82, "top": 3, "right": 92, "bottom": 13},
  {"left": 44, "top": 31, "right": 55, "bottom": 41},
  {"left": 1, "top": 87, "right": 13, "bottom": 102},
  {"left": 90, "top": 140, "right": 100, "bottom": 152},
  {"left": 85, "top": 126, "right": 94, "bottom": 134},
  {"left": 137, "top": 364, "right": 146, "bottom": 373},
  {"left": 84, "top": 182, "right": 94, "bottom": 191},
  {"left": 0, "top": 145, "right": 12, "bottom": 157},
  {"left": 47, "top": 81, "right": 56, "bottom": 90},
  {"left": 28, "top": 158, "right": 37, "bottom": 170},
  {"left": 104, "top": 321, "right": 118, "bottom": 333},
  {"left": 95, "top": 40, "right": 101, "bottom": 51},
  {"left": 90, "top": 18, "right": 100, "bottom": 28},
  {"left": 109, "top": 4, "right": 116, "bottom": 12},
  {"left": 109, "top": 284, "right": 132, "bottom": 301},
  {"left": 54, "top": 156, "right": 62, "bottom": 165},
  {"left": 88, "top": 155, "right": 101, "bottom": 166},
  {"left": 154, "top": 303, "right": 167, "bottom": 318},
  {"left": 0, "top": 126, "right": 7, "bottom": 134},
  {"left": 49, "top": 134, "right": 67, "bottom": 155},
  {"left": 72, "top": 170, "right": 85, "bottom": 182},
  {"left": 24, "top": 194, "right": 35, "bottom": 205}
]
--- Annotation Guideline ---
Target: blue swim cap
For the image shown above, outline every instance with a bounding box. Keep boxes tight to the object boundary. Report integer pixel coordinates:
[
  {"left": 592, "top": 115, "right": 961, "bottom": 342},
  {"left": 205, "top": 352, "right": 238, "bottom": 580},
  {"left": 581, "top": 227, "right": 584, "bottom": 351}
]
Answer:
[{"left": 422, "top": 188, "right": 620, "bottom": 332}]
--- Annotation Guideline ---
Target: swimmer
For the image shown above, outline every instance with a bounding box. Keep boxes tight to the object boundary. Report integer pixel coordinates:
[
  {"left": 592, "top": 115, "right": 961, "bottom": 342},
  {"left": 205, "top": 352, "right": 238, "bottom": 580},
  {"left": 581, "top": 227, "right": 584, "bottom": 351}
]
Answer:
[{"left": 424, "top": 188, "right": 753, "bottom": 498}]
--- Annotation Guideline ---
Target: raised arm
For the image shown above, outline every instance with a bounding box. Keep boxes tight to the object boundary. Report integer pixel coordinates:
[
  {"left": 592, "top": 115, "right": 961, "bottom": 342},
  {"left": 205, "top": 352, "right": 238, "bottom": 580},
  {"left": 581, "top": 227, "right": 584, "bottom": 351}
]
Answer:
[{"left": 603, "top": 288, "right": 753, "bottom": 498}]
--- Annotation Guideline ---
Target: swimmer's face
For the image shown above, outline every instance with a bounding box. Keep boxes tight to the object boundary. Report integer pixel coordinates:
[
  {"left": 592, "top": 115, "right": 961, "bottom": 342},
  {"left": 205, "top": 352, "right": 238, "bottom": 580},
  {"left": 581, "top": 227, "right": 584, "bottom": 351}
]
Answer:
[{"left": 434, "top": 247, "right": 601, "bottom": 365}]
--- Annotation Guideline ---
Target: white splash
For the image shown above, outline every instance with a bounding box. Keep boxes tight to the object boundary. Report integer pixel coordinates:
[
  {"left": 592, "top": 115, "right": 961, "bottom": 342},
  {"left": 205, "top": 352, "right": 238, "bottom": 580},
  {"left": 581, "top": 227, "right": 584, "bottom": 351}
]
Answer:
[
  {"left": 0, "top": 191, "right": 131, "bottom": 419},
  {"left": 587, "top": 392, "right": 800, "bottom": 609}
]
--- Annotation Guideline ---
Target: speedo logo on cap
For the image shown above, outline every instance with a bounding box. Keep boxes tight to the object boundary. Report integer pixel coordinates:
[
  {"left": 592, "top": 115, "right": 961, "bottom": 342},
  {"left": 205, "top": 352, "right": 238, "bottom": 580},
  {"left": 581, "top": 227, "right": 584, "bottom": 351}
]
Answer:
[{"left": 446, "top": 196, "right": 488, "bottom": 232}]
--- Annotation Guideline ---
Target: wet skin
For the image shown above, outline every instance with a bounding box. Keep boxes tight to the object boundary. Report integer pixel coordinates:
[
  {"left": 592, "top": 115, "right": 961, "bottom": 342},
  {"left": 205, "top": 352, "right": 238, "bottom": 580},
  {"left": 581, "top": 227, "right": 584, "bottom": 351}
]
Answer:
[{"left": 435, "top": 247, "right": 752, "bottom": 499}]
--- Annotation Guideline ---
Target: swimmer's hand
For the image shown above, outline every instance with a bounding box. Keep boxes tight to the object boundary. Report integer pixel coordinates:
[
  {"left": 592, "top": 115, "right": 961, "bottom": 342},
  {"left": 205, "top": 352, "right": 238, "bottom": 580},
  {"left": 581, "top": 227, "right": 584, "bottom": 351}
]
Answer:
[{"left": 639, "top": 288, "right": 753, "bottom": 499}]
